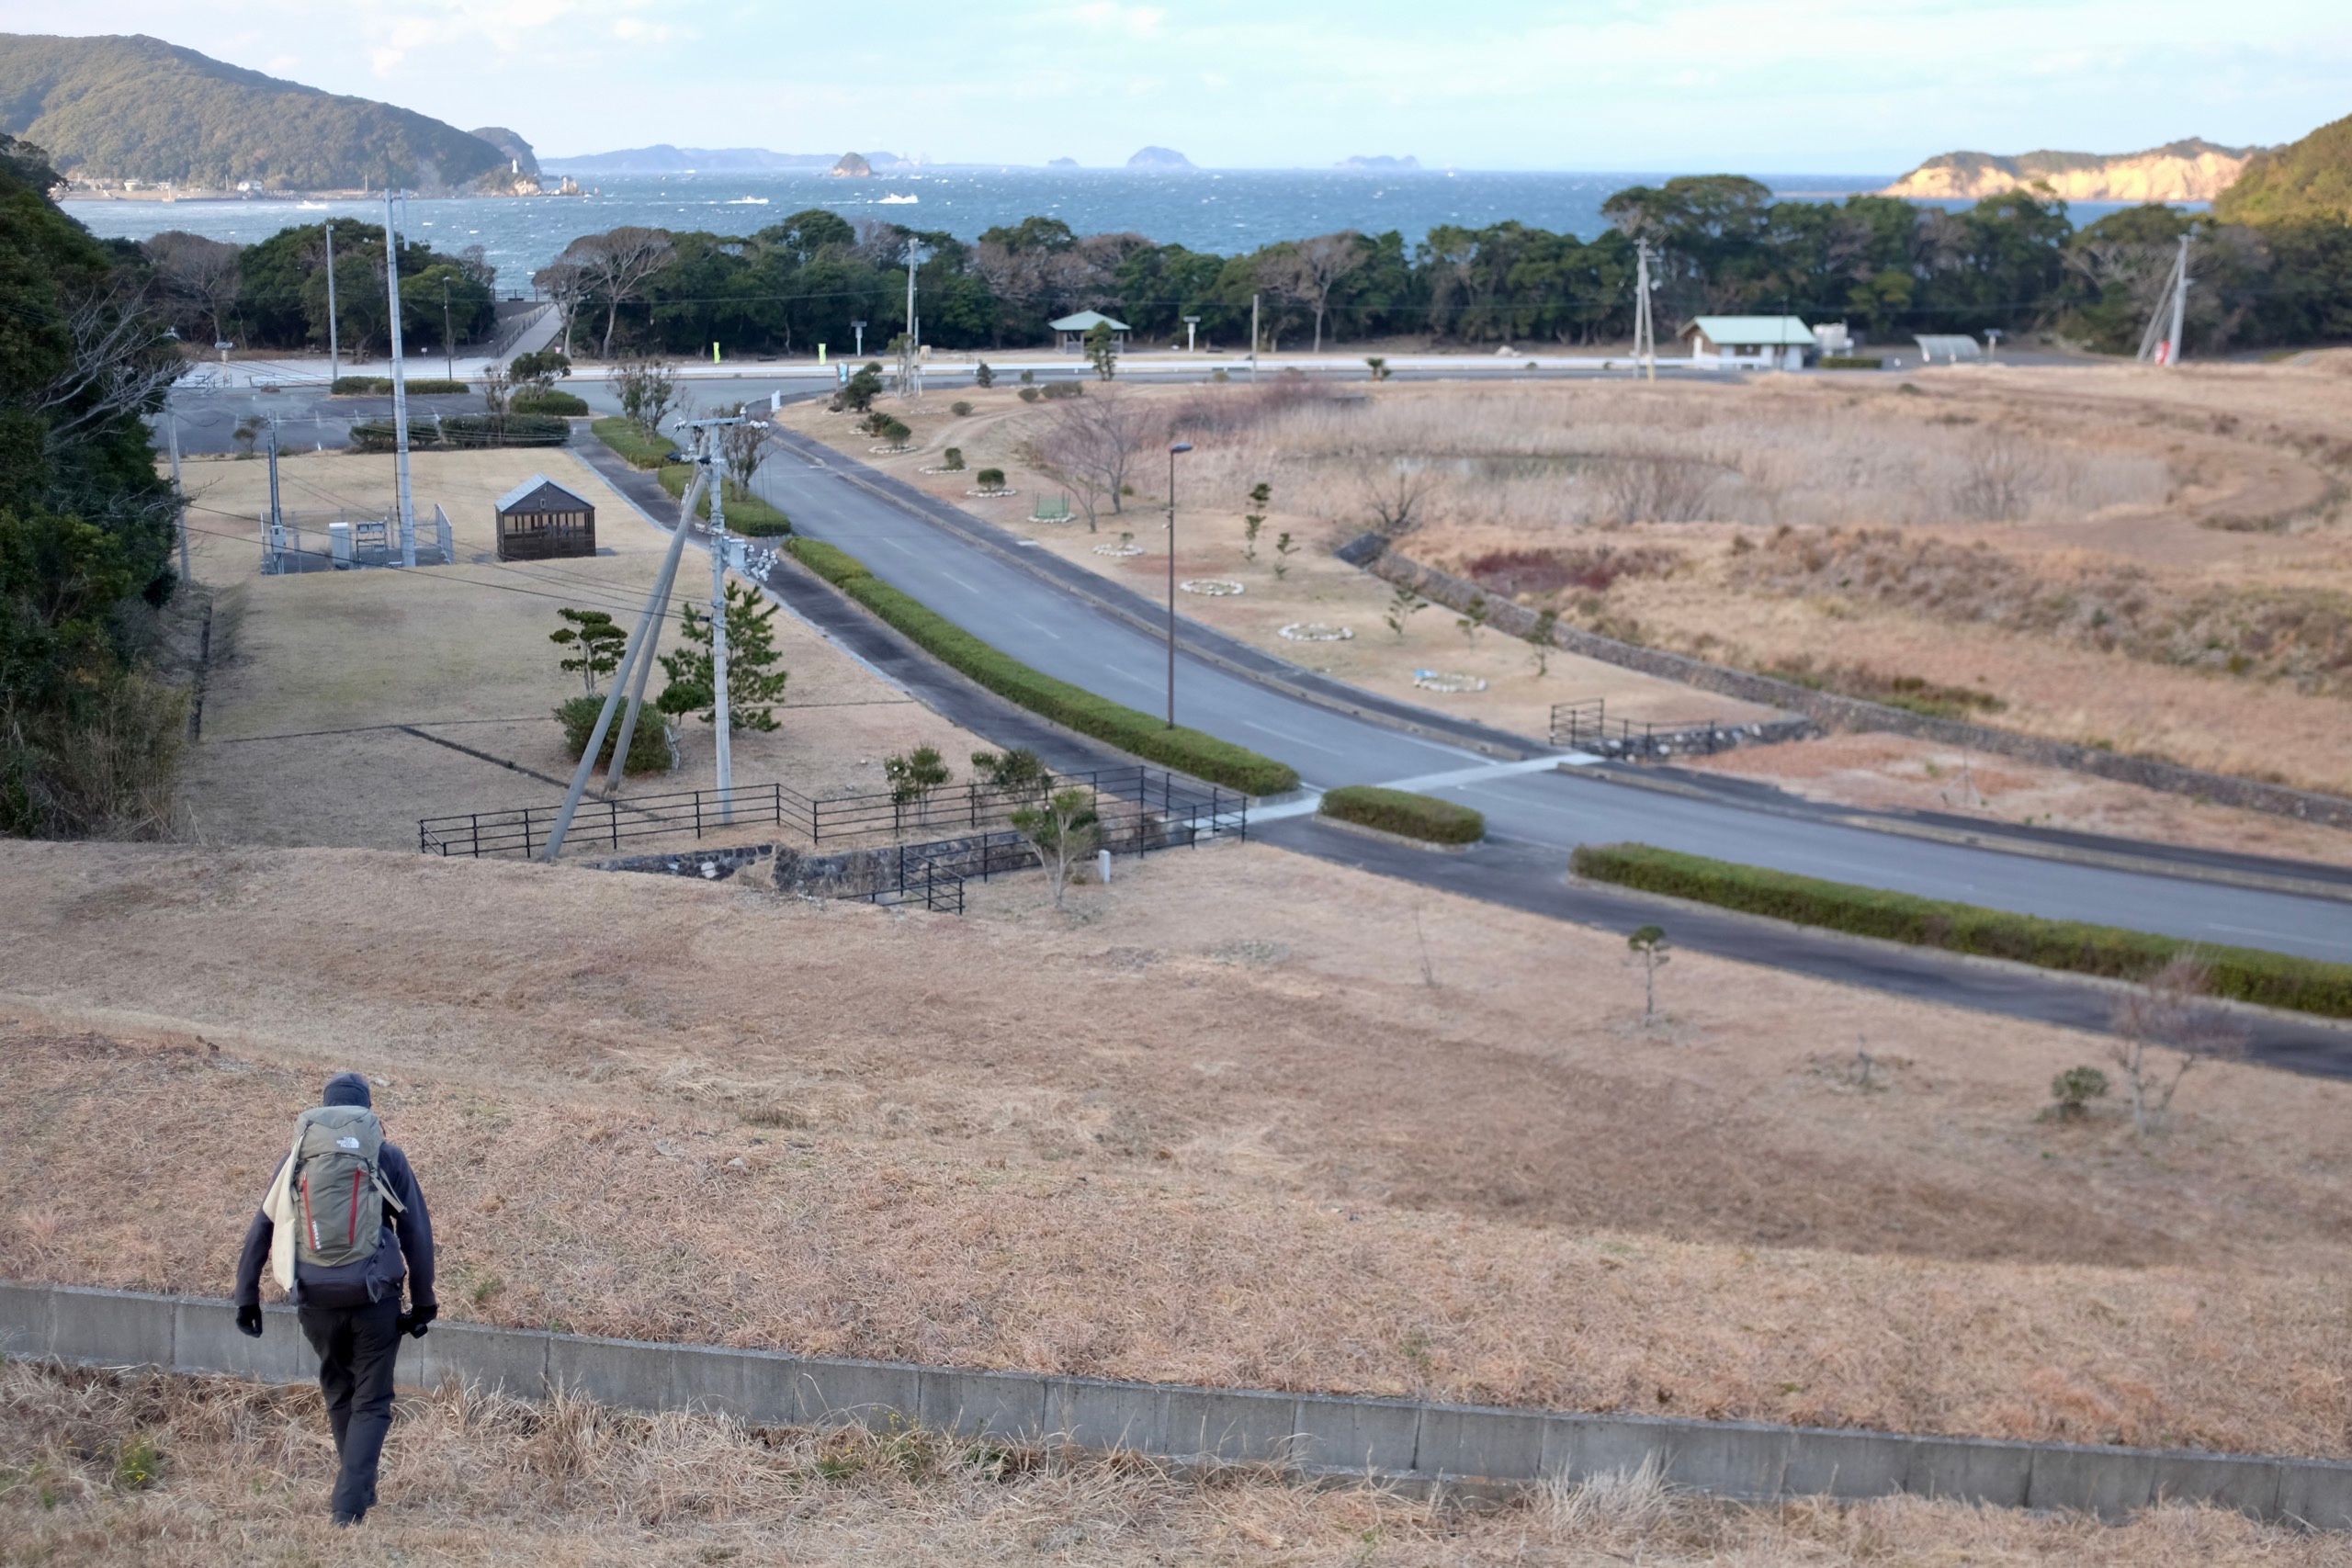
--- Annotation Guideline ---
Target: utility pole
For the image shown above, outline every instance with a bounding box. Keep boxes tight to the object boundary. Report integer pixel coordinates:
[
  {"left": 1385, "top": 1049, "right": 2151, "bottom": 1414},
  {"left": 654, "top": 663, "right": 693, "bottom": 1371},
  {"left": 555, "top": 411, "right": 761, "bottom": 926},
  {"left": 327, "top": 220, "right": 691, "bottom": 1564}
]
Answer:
[
  {"left": 166, "top": 402, "right": 189, "bottom": 583},
  {"left": 441, "top": 277, "right": 454, "bottom": 380},
  {"left": 600, "top": 469, "right": 699, "bottom": 793},
  {"left": 2166, "top": 231, "right": 2189, "bottom": 367},
  {"left": 1250, "top": 292, "right": 1260, "bottom": 382},
  {"left": 899, "top": 243, "right": 922, "bottom": 398},
  {"left": 1164, "top": 441, "right": 1192, "bottom": 727},
  {"left": 2136, "top": 231, "right": 2191, "bottom": 367},
  {"left": 852, "top": 320, "right": 865, "bottom": 357},
  {"left": 1633, "top": 240, "right": 1657, "bottom": 381},
  {"left": 323, "top": 219, "right": 339, "bottom": 384},
  {"left": 266, "top": 418, "right": 282, "bottom": 536},
  {"left": 382, "top": 191, "right": 417, "bottom": 566},
  {"left": 706, "top": 426, "right": 734, "bottom": 819},
  {"left": 542, "top": 467, "right": 705, "bottom": 861}
]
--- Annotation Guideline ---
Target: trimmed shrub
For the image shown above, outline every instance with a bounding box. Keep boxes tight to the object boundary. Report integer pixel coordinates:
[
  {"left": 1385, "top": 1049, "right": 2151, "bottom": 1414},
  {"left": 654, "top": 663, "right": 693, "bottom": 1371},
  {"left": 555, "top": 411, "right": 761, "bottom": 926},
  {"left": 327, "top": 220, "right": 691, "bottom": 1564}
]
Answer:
[
  {"left": 1569, "top": 842, "right": 2352, "bottom": 1020},
  {"left": 1016, "top": 386, "right": 1042, "bottom": 403},
  {"left": 511, "top": 388, "right": 590, "bottom": 415},
  {"left": 1318, "top": 785, "right": 1486, "bottom": 844},
  {"left": 1819, "top": 355, "right": 1884, "bottom": 370},
  {"left": 403, "top": 378, "right": 469, "bottom": 395},
  {"left": 653, "top": 464, "right": 790, "bottom": 534},
  {"left": 556, "top": 695, "right": 672, "bottom": 773},
  {"left": 782, "top": 537, "right": 1298, "bottom": 795},
  {"left": 950, "top": 400, "right": 974, "bottom": 416},
  {"left": 592, "top": 416, "right": 676, "bottom": 469},
  {"left": 942, "top": 446, "right": 966, "bottom": 470},
  {"left": 1040, "top": 379, "right": 1083, "bottom": 400},
  {"left": 975, "top": 468, "right": 1007, "bottom": 491},
  {"left": 348, "top": 413, "right": 566, "bottom": 452},
  {"left": 330, "top": 376, "right": 390, "bottom": 394}
]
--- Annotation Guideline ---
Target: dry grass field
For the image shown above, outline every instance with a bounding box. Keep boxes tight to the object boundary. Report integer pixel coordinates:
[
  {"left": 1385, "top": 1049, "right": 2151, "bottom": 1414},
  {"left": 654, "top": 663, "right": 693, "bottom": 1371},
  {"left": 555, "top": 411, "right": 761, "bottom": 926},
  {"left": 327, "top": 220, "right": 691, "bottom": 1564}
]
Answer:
[
  {"left": 1, "top": 1362, "right": 2328, "bottom": 1567},
  {"left": 6, "top": 836, "right": 2351, "bottom": 1463},
  {"left": 788, "top": 365, "right": 2352, "bottom": 802},
  {"left": 175, "top": 446, "right": 981, "bottom": 850}
]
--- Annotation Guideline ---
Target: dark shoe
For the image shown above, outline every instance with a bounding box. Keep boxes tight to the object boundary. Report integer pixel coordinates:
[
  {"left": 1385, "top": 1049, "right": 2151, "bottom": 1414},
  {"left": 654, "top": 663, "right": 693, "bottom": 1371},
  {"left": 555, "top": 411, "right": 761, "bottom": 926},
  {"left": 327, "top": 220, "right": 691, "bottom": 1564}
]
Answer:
[{"left": 333, "top": 1507, "right": 367, "bottom": 1527}]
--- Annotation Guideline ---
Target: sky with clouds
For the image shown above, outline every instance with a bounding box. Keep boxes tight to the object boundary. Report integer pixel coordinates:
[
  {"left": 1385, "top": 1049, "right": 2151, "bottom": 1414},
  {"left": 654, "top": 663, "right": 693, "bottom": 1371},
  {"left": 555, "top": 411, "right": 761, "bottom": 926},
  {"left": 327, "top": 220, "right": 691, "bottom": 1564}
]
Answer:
[{"left": 17, "top": 1, "right": 2350, "bottom": 172}]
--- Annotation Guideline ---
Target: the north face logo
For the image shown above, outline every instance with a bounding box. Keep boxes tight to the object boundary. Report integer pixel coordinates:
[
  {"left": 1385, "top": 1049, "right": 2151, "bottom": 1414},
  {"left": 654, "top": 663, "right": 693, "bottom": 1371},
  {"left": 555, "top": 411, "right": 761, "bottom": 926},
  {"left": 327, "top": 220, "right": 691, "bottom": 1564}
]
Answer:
[{"left": 337, "top": 1136, "right": 361, "bottom": 1150}]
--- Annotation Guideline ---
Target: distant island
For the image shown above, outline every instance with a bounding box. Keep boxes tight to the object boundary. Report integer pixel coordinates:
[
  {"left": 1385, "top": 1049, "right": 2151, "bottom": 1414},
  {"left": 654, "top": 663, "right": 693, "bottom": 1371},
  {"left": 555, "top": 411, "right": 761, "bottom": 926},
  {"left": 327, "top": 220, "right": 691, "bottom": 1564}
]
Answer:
[
  {"left": 1883, "top": 137, "right": 2258, "bottom": 203},
  {"left": 2216, "top": 112, "right": 2352, "bottom": 223},
  {"left": 831, "top": 152, "right": 873, "bottom": 178},
  {"left": 1048, "top": 156, "right": 1080, "bottom": 168},
  {"left": 543, "top": 144, "right": 833, "bottom": 175},
  {"left": 1339, "top": 154, "right": 1419, "bottom": 170},
  {"left": 1127, "top": 146, "right": 1194, "bottom": 170},
  {"left": 0, "top": 32, "right": 531, "bottom": 193}
]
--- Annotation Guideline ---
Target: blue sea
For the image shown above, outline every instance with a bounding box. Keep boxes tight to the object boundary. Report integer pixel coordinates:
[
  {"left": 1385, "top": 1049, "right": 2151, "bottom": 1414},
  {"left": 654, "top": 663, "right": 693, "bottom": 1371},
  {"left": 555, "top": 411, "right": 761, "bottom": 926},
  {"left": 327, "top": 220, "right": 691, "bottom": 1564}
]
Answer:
[{"left": 66, "top": 168, "right": 2169, "bottom": 295}]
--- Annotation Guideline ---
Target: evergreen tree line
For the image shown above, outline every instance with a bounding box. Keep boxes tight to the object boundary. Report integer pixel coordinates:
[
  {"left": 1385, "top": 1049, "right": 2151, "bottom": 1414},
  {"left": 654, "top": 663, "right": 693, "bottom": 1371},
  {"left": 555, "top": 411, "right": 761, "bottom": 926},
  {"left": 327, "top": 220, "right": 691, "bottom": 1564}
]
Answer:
[{"left": 187, "top": 175, "right": 2352, "bottom": 361}]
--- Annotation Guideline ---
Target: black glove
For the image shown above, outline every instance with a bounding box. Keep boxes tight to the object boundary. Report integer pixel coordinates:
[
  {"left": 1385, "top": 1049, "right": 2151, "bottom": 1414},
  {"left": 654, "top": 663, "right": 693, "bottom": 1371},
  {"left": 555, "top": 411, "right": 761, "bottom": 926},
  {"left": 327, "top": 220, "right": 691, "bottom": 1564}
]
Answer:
[
  {"left": 400, "top": 1301, "right": 436, "bottom": 1339},
  {"left": 235, "top": 1303, "right": 264, "bottom": 1339}
]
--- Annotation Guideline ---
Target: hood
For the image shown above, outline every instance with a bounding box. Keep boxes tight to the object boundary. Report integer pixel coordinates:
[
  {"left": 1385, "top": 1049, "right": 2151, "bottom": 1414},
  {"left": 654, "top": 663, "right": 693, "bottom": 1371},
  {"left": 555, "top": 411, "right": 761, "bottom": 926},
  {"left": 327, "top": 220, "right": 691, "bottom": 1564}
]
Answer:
[{"left": 322, "top": 1072, "right": 374, "bottom": 1110}]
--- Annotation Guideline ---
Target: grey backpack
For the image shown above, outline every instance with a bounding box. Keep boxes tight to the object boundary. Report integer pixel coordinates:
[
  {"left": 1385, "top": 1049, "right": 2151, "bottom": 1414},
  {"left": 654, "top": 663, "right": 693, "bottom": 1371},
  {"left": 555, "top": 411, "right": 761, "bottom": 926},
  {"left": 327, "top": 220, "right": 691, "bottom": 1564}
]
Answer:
[{"left": 290, "top": 1105, "right": 401, "bottom": 1269}]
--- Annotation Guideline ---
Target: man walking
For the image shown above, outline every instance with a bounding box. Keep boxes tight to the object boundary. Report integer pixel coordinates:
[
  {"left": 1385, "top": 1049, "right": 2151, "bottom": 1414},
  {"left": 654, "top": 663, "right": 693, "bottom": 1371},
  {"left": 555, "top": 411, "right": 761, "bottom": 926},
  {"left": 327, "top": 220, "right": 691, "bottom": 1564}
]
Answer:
[{"left": 233, "top": 1072, "right": 435, "bottom": 1527}]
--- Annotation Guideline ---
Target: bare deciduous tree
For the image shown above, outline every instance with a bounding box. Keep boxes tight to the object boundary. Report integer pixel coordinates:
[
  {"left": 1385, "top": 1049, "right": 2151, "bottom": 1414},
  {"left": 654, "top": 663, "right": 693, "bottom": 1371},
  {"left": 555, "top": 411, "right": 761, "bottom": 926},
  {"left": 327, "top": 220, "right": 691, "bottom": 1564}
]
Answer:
[
  {"left": 1261, "top": 231, "right": 1364, "bottom": 354},
  {"left": 1355, "top": 464, "right": 1442, "bottom": 539},
  {"left": 718, "top": 411, "right": 773, "bottom": 494},
  {"left": 616, "top": 360, "right": 679, "bottom": 440},
  {"left": 531, "top": 257, "right": 589, "bottom": 357},
  {"left": 1597, "top": 453, "right": 1713, "bottom": 524},
  {"left": 141, "top": 231, "right": 241, "bottom": 345},
  {"left": 550, "top": 227, "right": 674, "bottom": 359},
  {"left": 1032, "top": 389, "right": 1155, "bottom": 530},
  {"left": 36, "top": 277, "right": 182, "bottom": 455},
  {"left": 2108, "top": 954, "right": 2247, "bottom": 1137},
  {"left": 1951, "top": 432, "right": 2045, "bottom": 523}
]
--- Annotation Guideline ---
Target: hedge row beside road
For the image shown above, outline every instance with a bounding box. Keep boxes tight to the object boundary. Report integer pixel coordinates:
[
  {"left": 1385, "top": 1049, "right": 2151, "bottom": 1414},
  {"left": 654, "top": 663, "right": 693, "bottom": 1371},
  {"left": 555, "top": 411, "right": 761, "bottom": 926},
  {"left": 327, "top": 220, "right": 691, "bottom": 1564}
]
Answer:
[
  {"left": 591, "top": 417, "right": 674, "bottom": 469},
  {"left": 1570, "top": 841, "right": 2352, "bottom": 1019},
  {"left": 1319, "top": 785, "right": 1486, "bottom": 844},
  {"left": 783, "top": 537, "right": 1299, "bottom": 796},
  {"left": 331, "top": 376, "right": 469, "bottom": 395},
  {"left": 511, "top": 389, "right": 590, "bottom": 416},
  {"left": 652, "top": 463, "right": 791, "bottom": 534}
]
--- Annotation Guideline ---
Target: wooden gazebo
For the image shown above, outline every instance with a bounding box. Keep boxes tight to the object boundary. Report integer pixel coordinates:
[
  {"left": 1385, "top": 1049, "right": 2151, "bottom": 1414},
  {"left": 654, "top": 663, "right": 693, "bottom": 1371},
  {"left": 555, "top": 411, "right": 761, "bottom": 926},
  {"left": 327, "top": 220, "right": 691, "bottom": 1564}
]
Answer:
[{"left": 494, "top": 475, "right": 596, "bottom": 561}]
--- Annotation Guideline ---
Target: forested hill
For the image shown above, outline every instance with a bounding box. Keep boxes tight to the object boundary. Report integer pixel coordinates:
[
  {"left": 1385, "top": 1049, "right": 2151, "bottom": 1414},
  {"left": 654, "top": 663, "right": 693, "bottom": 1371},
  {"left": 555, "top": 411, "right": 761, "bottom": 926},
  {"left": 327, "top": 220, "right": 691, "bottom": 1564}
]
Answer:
[
  {"left": 2216, "top": 113, "right": 2352, "bottom": 223},
  {"left": 0, "top": 33, "right": 517, "bottom": 191}
]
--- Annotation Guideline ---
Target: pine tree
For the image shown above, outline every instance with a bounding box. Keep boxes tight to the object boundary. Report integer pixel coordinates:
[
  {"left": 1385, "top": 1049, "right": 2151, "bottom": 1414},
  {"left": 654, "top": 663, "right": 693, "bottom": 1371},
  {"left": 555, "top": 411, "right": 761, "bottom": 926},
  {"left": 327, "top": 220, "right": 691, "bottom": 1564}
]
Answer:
[
  {"left": 549, "top": 608, "right": 626, "bottom": 695},
  {"left": 656, "top": 581, "right": 788, "bottom": 731}
]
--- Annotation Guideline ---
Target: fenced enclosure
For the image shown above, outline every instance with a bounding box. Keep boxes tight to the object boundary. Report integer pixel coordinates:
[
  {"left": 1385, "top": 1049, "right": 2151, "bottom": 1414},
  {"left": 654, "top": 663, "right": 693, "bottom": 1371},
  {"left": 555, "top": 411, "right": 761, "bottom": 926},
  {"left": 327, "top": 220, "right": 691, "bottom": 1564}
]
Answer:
[
  {"left": 261, "top": 504, "right": 457, "bottom": 573},
  {"left": 1550, "top": 697, "right": 1738, "bottom": 758},
  {"left": 417, "top": 765, "right": 1248, "bottom": 867}
]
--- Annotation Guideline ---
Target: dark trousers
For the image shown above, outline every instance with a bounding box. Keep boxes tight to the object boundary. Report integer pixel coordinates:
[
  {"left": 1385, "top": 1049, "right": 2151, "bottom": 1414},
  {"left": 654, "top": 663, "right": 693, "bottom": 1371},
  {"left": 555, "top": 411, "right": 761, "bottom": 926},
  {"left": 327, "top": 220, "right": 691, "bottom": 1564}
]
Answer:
[{"left": 297, "top": 1295, "right": 402, "bottom": 1520}]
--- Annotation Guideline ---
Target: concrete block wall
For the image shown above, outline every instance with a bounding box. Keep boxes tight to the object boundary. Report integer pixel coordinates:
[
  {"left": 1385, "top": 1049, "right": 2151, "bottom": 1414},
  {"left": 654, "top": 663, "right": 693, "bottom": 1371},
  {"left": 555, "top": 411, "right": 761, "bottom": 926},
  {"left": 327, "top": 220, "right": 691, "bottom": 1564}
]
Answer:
[{"left": 2, "top": 1280, "right": 2344, "bottom": 1527}]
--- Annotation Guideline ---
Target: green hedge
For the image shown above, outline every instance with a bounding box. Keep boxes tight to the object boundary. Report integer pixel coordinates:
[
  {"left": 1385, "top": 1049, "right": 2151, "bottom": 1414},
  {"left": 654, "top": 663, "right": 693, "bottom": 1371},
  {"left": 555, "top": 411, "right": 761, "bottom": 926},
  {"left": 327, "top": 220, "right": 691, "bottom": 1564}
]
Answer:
[
  {"left": 1819, "top": 356, "right": 1884, "bottom": 370},
  {"left": 781, "top": 537, "right": 1298, "bottom": 795},
  {"left": 347, "top": 413, "right": 567, "bottom": 452},
  {"left": 592, "top": 416, "right": 675, "bottom": 469},
  {"left": 652, "top": 463, "right": 791, "bottom": 534},
  {"left": 556, "top": 695, "right": 672, "bottom": 774},
  {"left": 1569, "top": 841, "right": 2352, "bottom": 1020},
  {"left": 512, "top": 388, "right": 590, "bottom": 415},
  {"left": 330, "top": 376, "right": 470, "bottom": 394},
  {"left": 1318, "top": 785, "right": 1486, "bottom": 844}
]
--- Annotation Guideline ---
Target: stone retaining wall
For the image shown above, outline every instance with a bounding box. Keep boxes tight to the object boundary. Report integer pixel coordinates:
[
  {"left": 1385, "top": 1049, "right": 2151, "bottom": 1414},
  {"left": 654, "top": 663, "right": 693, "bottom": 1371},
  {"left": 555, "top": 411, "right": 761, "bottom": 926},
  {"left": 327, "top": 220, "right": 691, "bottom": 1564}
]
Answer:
[
  {"left": 1356, "top": 537, "right": 2352, "bottom": 829},
  {"left": 586, "top": 843, "right": 780, "bottom": 880},
  {"left": 3, "top": 1281, "right": 2344, "bottom": 1526}
]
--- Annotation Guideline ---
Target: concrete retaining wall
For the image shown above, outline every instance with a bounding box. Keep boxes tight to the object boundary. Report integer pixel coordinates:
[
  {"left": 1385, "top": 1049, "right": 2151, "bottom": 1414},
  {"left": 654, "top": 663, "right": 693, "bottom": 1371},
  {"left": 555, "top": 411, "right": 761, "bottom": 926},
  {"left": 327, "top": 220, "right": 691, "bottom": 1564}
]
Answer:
[
  {"left": 1, "top": 1280, "right": 2344, "bottom": 1526},
  {"left": 1356, "top": 538, "right": 2352, "bottom": 829}
]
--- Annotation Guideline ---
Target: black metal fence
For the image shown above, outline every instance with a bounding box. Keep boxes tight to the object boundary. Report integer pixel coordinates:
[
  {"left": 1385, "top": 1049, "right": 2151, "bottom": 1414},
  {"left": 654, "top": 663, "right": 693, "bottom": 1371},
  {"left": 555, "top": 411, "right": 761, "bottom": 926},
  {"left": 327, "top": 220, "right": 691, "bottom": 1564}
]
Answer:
[
  {"left": 417, "top": 766, "right": 1246, "bottom": 862},
  {"left": 1549, "top": 698, "right": 1742, "bottom": 759}
]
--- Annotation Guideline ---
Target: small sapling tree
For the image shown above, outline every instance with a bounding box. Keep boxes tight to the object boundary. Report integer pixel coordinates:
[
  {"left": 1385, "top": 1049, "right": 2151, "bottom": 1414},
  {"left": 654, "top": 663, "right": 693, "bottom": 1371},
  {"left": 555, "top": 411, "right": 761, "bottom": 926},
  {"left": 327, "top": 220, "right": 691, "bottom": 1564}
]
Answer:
[
  {"left": 942, "top": 446, "right": 966, "bottom": 471},
  {"left": 1385, "top": 582, "right": 1428, "bottom": 638},
  {"left": 1526, "top": 606, "right": 1558, "bottom": 676},
  {"left": 1012, "top": 786, "right": 1101, "bottom": 909},
  {"left": 616, "top": 359, "right": 678, "bottom": 439},
  {"left": 2048, "top": 1066, "right": 2109, "bottom": 1122},
  {"left": 2108, "top": 954, "right": 2247, "bottom": 1137},
  {"left": 657, "top": 581, "right": 788, "bottom": 731},
  {"left": 885, "top": 744, "right": 951, "bottom": 828},
  {"left": 1242, "top": 481, "right": 1270, "bottom": 563},
  {"left": 1456, "top": 593, "right": 1488, "bottom": 644},
  {"left": 1365, "top": 355, "right": 1391, "bottom": 380},
  {"left": 1272, "top": 531, "right": 1297, "bottom": 580},
  {"left": 974, "top": 361, "right": 996, "bottom": 389},
  {"left": 1627, "top": 924, "right": 1670, "bottom": 1022},
  {"left": 549, "top": 607, "right": 626, "bottom": 695},
  {"left": 972, "top": 746, "right": 1051, "bottom": 805}
]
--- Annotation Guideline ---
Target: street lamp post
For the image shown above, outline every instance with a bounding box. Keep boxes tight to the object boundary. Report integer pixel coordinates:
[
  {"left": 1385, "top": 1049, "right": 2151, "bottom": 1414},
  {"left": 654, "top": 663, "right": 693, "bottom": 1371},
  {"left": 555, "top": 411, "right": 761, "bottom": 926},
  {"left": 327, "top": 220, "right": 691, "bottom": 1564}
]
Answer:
[
  {"left": 853, "top": 320, "right": 866, "bottom": 357},
  {"left": 1164, "top": 441, "right": 1193, "bottom": 728}
]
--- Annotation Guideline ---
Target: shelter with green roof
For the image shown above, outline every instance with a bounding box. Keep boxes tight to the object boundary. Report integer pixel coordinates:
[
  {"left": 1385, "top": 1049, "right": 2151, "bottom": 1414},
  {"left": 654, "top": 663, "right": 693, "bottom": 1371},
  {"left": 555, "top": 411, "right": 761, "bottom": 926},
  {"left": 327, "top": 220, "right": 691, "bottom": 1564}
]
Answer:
[
  {"left": 1679, "top": 315, "right": 1816, "bottom": 371},
  {"left": 1049, "top": 310, "right": 1129, "bottom": 354}
]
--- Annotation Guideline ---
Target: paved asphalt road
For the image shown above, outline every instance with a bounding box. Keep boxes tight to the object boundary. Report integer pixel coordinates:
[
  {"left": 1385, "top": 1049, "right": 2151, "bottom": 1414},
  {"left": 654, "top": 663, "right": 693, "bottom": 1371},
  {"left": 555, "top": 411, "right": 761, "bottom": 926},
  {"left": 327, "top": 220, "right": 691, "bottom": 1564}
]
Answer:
[{"left": 162, "top": 376, "right": 2352, "bottom": 966}]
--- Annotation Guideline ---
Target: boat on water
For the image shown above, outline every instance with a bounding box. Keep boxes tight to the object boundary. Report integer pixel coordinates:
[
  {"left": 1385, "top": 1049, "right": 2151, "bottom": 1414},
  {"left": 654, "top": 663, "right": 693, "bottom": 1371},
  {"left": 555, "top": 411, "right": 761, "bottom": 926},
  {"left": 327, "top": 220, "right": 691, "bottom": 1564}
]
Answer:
[
  {"left": 878, "top": 192, "right": 919, "bottom": 205},
  {"left": 725, "top": 196, "right": 770, "bottom": 206}
]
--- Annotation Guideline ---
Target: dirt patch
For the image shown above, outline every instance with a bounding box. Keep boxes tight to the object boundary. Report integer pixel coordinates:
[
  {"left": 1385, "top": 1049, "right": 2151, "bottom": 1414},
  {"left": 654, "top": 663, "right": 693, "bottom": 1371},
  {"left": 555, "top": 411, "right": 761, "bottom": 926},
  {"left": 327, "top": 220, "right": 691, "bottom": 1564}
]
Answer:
[{"left": 4, "top": 838, "right": 2351, "bottom": 1457}]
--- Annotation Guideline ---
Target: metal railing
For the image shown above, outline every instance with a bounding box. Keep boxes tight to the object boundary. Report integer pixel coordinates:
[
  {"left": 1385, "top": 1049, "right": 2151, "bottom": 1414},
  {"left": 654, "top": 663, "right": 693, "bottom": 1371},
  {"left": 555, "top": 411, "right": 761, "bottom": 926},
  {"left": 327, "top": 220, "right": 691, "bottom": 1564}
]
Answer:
[
  {"left": 418, "top": 767, "right": 1246, "bottom": 862},
  {"left": 1549, "top": 698, "right": 1740, "bottom": 759},
  {"left": 419, "top": 781, "right": 815, "bottom": 858}
]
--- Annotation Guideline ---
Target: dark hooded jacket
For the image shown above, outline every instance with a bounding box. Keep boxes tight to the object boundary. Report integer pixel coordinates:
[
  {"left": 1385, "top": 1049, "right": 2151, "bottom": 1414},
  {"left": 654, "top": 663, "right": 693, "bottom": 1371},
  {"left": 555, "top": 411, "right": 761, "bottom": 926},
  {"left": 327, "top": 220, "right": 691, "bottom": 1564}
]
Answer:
[{"left": 233, "top": 1073, "right": 435, "bottom": 1312}]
